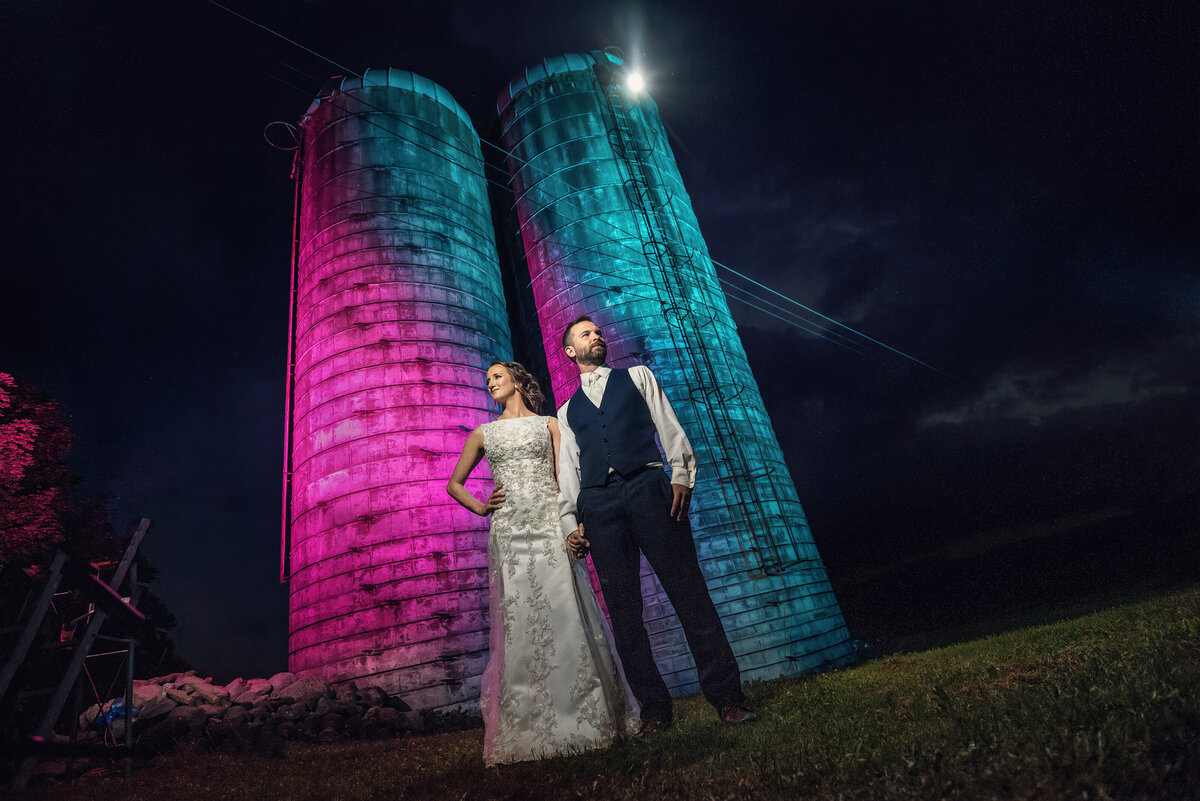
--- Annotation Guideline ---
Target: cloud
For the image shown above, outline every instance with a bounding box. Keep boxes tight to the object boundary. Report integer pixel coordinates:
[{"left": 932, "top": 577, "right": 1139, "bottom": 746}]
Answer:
[
  {"left": 696, "top": 171, "right": 911, "bottom": 338},
  {"left": 919, "top": 338, "right": 1197, "bottom": 427}
]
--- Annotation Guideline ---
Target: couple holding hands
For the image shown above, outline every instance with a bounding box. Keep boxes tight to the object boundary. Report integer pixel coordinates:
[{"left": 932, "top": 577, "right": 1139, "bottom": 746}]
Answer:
[{"left": 448, "top": 315, "right": 753, "bottom": 766}]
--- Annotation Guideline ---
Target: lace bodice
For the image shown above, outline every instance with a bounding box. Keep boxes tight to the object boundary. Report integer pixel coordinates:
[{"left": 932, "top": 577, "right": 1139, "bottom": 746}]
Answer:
[
  {"left": 480, "top": 416, "right": 557, "bottom": 504},
  {"left": 480, "top": 416, "right": 561, "bottom": 580}
]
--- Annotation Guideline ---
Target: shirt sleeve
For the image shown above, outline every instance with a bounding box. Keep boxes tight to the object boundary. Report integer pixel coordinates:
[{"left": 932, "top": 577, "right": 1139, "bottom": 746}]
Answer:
[
  {"left": 629, "top": 365, "right": 697, "bottom": 488},
  {"left": 556, "top": 399, "right": 582, "bottom": 536}
]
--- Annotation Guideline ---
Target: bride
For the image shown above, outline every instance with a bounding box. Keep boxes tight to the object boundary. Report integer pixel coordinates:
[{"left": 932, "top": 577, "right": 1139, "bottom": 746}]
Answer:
[{"left": 447, "top": 360, "right": 638, "bottom": 765}]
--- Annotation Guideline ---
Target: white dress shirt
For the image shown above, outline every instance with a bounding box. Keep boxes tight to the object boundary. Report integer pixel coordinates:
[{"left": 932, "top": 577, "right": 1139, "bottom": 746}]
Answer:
[{"left": 556, "top": 364, "right": 697, "bottom": 537}]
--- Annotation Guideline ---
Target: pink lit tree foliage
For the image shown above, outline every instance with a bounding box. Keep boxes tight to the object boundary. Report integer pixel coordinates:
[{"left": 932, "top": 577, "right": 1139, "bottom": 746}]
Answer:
[{"left": 0, "top": 373, "right": 73, "bottom": 566}]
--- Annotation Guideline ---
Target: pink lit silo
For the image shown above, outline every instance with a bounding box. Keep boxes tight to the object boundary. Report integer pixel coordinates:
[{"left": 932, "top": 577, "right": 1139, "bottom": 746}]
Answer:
[{"left": 283, "top": 69, "right": 512, "bottom": 710}]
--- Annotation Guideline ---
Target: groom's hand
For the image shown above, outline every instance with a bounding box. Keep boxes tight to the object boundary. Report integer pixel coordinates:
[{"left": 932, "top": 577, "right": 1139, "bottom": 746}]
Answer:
[
  {"left": 567, "top": 525, "right": 590, "bottom": 558},
  {"left": 670, "top": 484, "right": 692, "bottom": 521}
]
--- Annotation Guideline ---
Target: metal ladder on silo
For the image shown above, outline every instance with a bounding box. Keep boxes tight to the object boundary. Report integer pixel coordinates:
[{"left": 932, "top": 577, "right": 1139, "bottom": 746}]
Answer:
[{"left": 598, "top": 75, "right": 802, "bottom": 575}]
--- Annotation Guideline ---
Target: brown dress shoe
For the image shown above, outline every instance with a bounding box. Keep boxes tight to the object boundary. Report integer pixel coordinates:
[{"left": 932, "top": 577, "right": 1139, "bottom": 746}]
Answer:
[
  {"left": 636, "top": 717, "right": 672, "bottom": 738},
  {"left": 719, "top": 704, "right": 756, "bottom": 725}
]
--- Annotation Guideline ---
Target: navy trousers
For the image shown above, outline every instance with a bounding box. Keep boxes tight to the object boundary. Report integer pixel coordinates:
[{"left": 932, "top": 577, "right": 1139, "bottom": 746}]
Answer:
[{"left": 577, "top": 468, "right": 744, "bottom": 722}]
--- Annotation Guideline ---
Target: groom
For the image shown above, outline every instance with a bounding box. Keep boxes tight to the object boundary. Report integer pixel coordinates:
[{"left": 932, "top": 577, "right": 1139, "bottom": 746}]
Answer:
[{"left": 556, "top": 315, "right": 753, "bottom": 734}]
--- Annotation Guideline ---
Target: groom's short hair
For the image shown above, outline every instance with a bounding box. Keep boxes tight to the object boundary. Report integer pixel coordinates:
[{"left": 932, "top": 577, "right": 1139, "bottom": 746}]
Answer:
[{"left": 562, "top": 315, "right": 595, "bottom": 350}]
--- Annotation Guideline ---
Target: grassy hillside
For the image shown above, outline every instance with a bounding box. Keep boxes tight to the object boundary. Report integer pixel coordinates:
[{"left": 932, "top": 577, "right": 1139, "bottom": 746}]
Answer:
[{"left": 22, "top": 585, "right": 1199, "bottom": 800}]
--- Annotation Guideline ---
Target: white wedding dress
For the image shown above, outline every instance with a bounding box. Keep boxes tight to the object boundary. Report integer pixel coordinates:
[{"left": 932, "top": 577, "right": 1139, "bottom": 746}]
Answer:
[{"left": 478, "top": 415, "right": 638, "bottom": 765}]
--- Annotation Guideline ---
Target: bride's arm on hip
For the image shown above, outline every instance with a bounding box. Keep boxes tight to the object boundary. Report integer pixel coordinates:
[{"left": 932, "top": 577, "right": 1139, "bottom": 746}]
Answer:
[{"left": 446, "top": 427, "right": 505, "bottom": 515}]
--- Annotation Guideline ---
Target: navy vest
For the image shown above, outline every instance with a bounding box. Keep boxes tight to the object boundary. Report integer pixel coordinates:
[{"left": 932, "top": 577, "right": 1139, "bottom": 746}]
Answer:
[{"left": 567, "top": 368, "right": 663, "bottom": 489}]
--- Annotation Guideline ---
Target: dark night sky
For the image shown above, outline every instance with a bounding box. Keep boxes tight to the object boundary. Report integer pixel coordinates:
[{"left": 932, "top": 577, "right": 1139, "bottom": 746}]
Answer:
[{"left": 2, "top": 1, "right": 1196, "bottom": 680}]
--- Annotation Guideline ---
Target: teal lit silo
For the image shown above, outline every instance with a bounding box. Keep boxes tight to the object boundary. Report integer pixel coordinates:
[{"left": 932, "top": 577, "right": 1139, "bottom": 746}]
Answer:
[{"left": 495, "top": 50, "right": 855, "bottom": 694}]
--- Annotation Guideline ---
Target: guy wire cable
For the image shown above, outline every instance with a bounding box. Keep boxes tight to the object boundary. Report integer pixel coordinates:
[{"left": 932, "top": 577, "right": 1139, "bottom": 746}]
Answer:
[
  {"left": 215, "top": 1, "right": 939, "bottom": 371},
  {"left": 268, "top": 57, "right": 905, "bottom": 360}
]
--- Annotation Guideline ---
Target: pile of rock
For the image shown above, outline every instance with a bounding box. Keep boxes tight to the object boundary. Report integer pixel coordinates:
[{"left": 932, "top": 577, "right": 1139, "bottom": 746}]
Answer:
[{"left": 77, "top": 670, "right": 424, "bottom": 755}]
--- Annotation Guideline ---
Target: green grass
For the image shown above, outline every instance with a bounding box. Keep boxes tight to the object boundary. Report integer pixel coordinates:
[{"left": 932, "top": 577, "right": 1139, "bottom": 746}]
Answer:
[{"left": 21, "top": 586, "right": 1200, "bottom": 800}]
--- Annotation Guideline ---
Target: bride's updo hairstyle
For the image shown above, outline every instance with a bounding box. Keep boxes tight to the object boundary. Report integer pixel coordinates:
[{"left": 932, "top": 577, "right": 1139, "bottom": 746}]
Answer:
[{"left": 487, "top": 360, "right": 545, "bottom": 414}]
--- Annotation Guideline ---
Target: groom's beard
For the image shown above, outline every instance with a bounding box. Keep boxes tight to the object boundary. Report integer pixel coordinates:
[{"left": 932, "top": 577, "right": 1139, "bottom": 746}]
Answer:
[{"left": 576, "top": 342, "right": 607, "bottom": 367}]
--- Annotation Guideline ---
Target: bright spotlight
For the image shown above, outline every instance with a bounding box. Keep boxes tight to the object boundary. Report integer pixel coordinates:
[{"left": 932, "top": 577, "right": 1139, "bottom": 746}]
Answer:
[{"left": 626, "top": 71, "right": 645, "bottom": 93}]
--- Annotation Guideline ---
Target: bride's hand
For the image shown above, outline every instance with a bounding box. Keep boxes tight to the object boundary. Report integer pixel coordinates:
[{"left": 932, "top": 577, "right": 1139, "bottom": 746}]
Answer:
[{"left": 480, "top": 484, "right": 506, "bottom": 515}]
